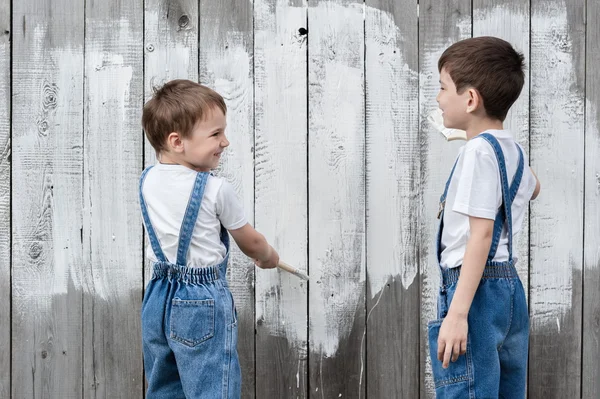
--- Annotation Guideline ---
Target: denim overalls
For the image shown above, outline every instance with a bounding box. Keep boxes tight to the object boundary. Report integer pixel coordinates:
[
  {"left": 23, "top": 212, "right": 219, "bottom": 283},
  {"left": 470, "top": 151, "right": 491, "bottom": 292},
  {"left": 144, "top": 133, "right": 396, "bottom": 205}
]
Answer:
[
  {"left": 139, "top": 167, "right": 241, "bottom": 399},
  {"left": 428, "top": 133, "right": 529, "bottom": 398}
]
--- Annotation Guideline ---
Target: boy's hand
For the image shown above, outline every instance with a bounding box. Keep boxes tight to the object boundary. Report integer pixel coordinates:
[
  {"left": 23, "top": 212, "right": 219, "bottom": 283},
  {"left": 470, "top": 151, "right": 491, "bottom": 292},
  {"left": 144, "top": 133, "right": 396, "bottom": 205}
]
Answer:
[
  {"left": 254, "top": 245, "right": 279, "bottom": 269},
  {"left": 437, "top": 313, "right": 468, "bottom": 369}
]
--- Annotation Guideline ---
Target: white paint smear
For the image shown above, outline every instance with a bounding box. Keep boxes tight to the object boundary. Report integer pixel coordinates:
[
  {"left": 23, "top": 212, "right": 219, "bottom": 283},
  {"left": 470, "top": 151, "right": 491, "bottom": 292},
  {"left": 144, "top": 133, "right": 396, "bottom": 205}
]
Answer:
[
  {"left": 308, "top": 1, "right": 365, "bottom": 358},
  {"left": 365, "top": 5, "right": 419, "bottom": 297},
  {"left": 529, "top": 1, "right": 583, "bottom": 328},
  {"left": 253, "top": 1, "right": 308, "bottom": 347}
]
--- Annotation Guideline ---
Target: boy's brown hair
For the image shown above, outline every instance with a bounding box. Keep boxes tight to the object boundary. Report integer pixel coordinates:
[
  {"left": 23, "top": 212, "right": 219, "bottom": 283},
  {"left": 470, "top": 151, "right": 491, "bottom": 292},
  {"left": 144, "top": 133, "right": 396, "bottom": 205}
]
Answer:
[
  {"left": 142, "top": 79, "right": 227, "bottom": 153},
  {"left": 438, "top": 36, "right": 525, "bottom": 121}
]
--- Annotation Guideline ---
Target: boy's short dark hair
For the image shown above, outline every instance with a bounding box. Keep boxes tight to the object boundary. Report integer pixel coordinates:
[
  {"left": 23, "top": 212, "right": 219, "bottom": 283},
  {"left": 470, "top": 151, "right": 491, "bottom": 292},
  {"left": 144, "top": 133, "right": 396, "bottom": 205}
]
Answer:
[
  {"left": 142, "top": 79, "right": 227, "bottom": 153},
  {"left": 438, "top": 36, "right": 525, "bottom": 121}
]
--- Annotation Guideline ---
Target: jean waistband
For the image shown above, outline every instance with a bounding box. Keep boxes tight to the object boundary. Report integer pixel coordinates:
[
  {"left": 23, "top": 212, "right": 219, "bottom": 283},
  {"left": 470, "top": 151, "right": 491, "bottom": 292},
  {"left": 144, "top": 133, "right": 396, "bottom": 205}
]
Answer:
[
  {"left": 152, "top": 262, "right": 220, "bottom": 284},
  {"left": 441, "top": 261, "right": 518, "bottom": 287}
]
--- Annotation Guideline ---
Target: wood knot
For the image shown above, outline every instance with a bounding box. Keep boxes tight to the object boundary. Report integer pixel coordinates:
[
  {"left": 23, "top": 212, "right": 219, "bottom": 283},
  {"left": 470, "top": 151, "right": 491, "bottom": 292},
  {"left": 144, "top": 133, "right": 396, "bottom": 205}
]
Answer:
[
  {"left": 178, "top": 15, "right": 189, "bottom": 28},
  {"left": 298, "top": 27, "right": 307, "bottom": 35}
]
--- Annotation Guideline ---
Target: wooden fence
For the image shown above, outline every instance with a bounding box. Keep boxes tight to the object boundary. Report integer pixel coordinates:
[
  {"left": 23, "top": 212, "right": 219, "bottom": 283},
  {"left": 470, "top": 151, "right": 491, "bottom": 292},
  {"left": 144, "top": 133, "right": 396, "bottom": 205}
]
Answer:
[{"left": 0, "top": 0, "right": 598, "bottom": 397}]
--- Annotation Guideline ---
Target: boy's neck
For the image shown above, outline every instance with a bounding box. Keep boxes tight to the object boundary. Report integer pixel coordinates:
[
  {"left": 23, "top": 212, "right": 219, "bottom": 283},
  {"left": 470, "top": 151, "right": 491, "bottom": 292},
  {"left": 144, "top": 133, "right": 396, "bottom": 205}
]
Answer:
[
  {"left": 158, "top": 152, "right": 208, "bottom": 172},
  {"left": 465, "top": 117, "right": 504, "bottom": 140}
]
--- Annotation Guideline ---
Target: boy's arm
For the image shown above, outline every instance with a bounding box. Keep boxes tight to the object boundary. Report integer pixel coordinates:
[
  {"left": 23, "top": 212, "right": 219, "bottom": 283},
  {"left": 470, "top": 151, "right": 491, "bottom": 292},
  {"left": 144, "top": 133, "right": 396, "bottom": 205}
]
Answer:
[
  {"left": 437, "top": 216, "right": 494, "bottom": 368},
  {"left": 530, "top": 167, "right": 541, "bottom": 200},
  {"left": 229, "top": 223, "right": 279, "bottom": 269}
]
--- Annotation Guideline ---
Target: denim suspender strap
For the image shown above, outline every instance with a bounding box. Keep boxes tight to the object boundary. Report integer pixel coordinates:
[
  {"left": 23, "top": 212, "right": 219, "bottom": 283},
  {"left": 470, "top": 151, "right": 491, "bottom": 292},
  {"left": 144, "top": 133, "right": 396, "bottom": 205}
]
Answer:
[
  {"left": 139, "top": 166, "right": 168, "bottom": 263},
  {"left": 176, "top": 172, "right": 209, "bottom": 266},
  {"left": 478, "top": 133, "right": 524, "bottom": 262},
  {"left": 436, "top": 157, "right": 460, "bottom": 264}
]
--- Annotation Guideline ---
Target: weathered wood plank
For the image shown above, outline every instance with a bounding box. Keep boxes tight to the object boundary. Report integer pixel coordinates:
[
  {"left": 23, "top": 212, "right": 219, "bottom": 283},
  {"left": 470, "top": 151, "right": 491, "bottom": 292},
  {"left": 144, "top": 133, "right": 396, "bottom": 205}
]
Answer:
[
  {"left": 473, "top": 0, "right": 531, "bottom": 296},
  {"left": 418, "top": 1, "right": 471, "bottom": 397},
  {"left": 529, "top": 1, "right": 585, "bottom": 397},
  {"left": 83, "top": 0, "right": 144, "bottom": 396},
  {"left": 364, "top": 1, "right": 419, "bottom": 397},
  {"left": 199, "top": 1, "right": 255, "bottom": 397},
  {"left": 11, "top": 0, "right": 84, "bottom": 397},
  {"left": 254, "top": 1, "right": 308, "bottom": 397},
  {"left": 144, "top": 0, "right": 198, "bottom": 165},
  {"left": 142, "top": 0, "right": 199, "bottom": 358},
  {"left": 583, "top": 0, "right": 600, "bottom": 396},
  {"left": 0, "top": 0, "right": 9, "bottom": 396},
  {"left": 307, "top": 1, "right": 365, "bottom": 396}
]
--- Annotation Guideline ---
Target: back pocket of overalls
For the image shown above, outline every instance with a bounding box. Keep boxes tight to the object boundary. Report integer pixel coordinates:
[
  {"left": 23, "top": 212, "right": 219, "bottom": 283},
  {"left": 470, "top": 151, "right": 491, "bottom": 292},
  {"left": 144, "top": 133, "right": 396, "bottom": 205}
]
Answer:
[
  {"left": 427, "top": 319, "right": 472, "bottom": 394},
  {"left": 170, "top": 298, "right": 215, "bottom": 347}
]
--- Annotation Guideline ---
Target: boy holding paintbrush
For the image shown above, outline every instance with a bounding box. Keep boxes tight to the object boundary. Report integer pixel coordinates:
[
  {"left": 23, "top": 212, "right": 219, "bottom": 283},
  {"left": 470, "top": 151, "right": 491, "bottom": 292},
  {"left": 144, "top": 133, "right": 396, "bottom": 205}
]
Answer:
[{"left": 138, "top": 79, "right": 279, "bottom": 398}]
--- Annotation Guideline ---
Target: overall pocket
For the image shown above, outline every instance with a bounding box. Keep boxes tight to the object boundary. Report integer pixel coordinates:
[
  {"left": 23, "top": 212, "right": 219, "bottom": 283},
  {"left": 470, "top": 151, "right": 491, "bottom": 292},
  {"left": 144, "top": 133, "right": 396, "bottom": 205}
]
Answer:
[
  {"left": 427, "top": 319, "right": 473, "bottom": 397},
  {"left": 170, "top": 298, "right": 215, "bottom": 347}
]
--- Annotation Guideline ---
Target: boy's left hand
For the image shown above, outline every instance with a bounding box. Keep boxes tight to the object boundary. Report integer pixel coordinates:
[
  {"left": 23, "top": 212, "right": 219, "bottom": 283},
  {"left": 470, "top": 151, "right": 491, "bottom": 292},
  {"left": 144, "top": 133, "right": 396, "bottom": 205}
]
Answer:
[{"left": 437, "top": 313, "right": 468, "bottom": 369}]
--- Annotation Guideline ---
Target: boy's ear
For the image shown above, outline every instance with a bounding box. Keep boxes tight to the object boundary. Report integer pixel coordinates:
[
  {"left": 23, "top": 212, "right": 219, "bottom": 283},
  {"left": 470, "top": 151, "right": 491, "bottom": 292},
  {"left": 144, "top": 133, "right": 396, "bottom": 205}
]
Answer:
[
  {"left": 166, "top": 132, "right": 184, "bottom": 153},
  {"left": 466, "top": 88, "right": 482, "bottom": 114}
]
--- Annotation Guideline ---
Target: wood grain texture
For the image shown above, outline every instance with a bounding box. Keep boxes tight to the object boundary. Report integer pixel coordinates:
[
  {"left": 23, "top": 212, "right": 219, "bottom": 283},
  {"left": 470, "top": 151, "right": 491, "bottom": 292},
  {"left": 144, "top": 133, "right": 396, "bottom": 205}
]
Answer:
[
  {"left": 142, "top": 0, "right": 200, "bottom": 357},
  {"left": 254, "top": 1, "right": 308, "bottom": 397},
  {"left": 529, "top": 0, "right": 585, "bottom": 397},
  {"left": 0, "top": 0, "right": 9, "bottom": 396},
  {"left": 199, "top": 1, "right": 256, "bottom": 397},
  {"left": 83, "top": 0, "right": 144, "bottom": 396},
  {"left": 308, "top": 1, "right": 365, "bottom": 397},
  {"left": 418, "top": 1, "right": 472, "bottom": 396},
  {"left": 364, "top": 1, "right": 419, "bottom": 397},
  {"left": 11, "top": 0, "right": 84, "bottom": 397},
  {"left": 472, "top": 0, "right": 531, "bottom": 296},
  {"left": 583, "top": 0, "right": 600, "bottom": 396}
]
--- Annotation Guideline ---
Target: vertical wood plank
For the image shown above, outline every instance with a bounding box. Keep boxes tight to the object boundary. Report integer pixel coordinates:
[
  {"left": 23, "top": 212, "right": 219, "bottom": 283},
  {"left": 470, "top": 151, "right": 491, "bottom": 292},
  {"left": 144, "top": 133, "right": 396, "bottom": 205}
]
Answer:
[
  {"left": 144, "top": 0, "right": 198, "bottom": 166},
  {"left": 529, "top": 0, "right": 585, "bottom": 397},
  {"left": 0, "top": 0, "right": 9, "bottom": 396},
  {"left": 583, "top": 0, "right": 600, "bottom": 395},
  {"left": 418, "top": 1, "right": 471, "bottom": 396},
  {"left": 254, "top": 1, "right": 308, "bottom": 397},
  {"left": 199, "top": 1, "right": 255, "bottom": 397},
  {"left": 142, "top": 1, "right": 199, "bottom": 392},
  {"left": 83, "top": 0, "right": 144, "bottom": 396},
  {"left": 472, "top": 0, "right": 531, "bottom": 295},
  {"left": 308, "top": 1, "right": 365, "bottom": 396},
  {"left": 11, "top": 0, "right": 84, "bottom": 396},
  {"left": 364, "top": 1, "right": 419, "bottom": 397}
]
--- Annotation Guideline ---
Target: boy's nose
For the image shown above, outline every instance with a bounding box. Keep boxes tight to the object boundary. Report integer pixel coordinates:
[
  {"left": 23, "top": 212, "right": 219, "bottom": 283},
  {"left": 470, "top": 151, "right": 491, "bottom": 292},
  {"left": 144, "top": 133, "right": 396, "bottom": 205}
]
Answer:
[{"left": 222, "top": 136, "right": 230, "bottom": 147}]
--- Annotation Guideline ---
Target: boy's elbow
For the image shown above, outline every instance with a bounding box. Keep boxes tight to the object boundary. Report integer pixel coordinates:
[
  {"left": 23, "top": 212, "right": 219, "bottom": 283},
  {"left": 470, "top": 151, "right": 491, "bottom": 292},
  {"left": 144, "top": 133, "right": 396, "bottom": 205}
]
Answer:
[{"left": 531, "top": 179, "right": 541, "bottom": 200}]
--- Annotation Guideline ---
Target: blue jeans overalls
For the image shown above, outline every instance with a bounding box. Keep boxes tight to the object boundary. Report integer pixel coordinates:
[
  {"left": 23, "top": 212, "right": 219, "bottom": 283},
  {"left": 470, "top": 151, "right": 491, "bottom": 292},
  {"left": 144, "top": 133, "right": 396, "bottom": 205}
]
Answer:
[
  {"left": 428, "top": 133, "right": 529, "bottom": 398},
  {"left": 139, "top": 168, "right": 241, "bottom": 398}
]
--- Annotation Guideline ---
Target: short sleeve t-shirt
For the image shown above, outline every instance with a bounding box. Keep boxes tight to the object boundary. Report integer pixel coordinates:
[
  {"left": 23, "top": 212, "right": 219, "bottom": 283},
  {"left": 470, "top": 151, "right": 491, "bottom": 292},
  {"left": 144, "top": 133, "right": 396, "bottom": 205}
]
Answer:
[
  {"left": 440, "top": 130, "right": 537, "bottom": 269},
  {"left": 142, "top": 163, "right": 247, "bottom": 267}
]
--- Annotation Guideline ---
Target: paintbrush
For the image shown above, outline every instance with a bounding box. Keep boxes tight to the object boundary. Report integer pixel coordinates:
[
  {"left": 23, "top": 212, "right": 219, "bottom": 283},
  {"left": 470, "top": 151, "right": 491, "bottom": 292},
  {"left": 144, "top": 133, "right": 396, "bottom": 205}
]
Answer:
[
  {"left": 427, "top": 108, "right": 468, "bottom": 141},
  {"left": 277, "top": 261, "right": 310, "bottom": 281}
]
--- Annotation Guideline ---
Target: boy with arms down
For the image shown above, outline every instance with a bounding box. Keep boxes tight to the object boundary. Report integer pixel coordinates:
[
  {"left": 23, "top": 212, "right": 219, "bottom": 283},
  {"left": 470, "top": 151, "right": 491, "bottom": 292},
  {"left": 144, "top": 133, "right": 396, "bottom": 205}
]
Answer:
[
  {"left": 428, "top": 37, "right": 541, "bottom": 398},
  {"left": 139, "top": 79, "right": 279, "bottom": 398}
]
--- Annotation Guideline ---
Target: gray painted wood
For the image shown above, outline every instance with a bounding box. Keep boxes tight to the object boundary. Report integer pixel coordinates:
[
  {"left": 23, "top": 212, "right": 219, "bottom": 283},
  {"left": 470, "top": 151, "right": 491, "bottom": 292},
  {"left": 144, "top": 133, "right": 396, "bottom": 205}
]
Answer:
[
  {"left": 364, "top": 1, "right": 419, "bottom": 397},
  {"left": 583, "top": 0, "right": 600, "bottom": 396},
  {"left": 308, "top": 1, "right": 366, "bottom": 397},
  {"left": 473, "top": 0, "right": 531, "bottom": 297},
  {"left": 83, "top": 0, "right": 144, "bottom": 396},
  {"left": 529, "top": 0, "right": 585, "bottom": 397},
  {"left": 0, "top": 0, "right": 9, "bottom": 396},
  {"left": 254, "top": 1, "right": 308, "bottom": 397},
  {"left": 418, "top": 1, "right": 472, "bottom": 397},
  {"left": 199, "top": 1, "right": 256, "bottom": 397},
  {"left": 11, "top": 0, "right": 85, "bottom": 397}
]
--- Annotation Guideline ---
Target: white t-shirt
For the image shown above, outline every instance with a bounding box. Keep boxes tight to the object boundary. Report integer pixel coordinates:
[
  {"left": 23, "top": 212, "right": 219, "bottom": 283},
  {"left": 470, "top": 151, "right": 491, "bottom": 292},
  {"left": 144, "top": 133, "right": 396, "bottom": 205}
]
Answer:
[
  {"left": 440, "top": 130, "right": 537, "bottom": 269},
  {"left": 142, "top": 163, "right": 247, "bottom": 268}
]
